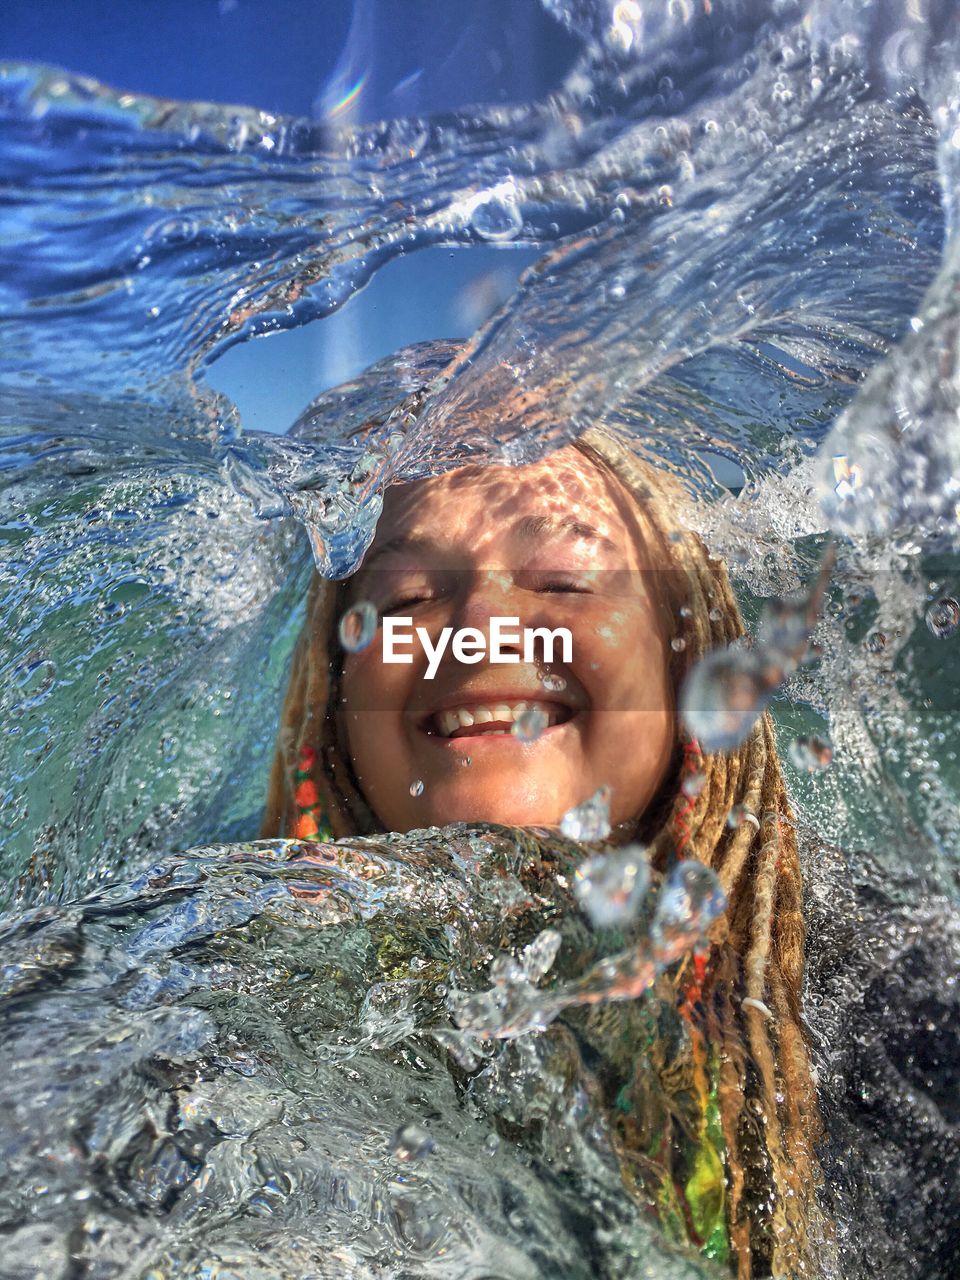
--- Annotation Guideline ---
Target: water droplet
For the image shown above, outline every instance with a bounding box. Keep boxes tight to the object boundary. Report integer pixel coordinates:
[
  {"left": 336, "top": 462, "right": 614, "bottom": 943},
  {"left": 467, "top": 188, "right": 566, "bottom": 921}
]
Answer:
[
  {"left": 651, "top": 860, "right": 726, "bottom": 951},
  {"left": 708, "top": 607, "right": 723, "bottom": 623},
  {"left": 925, "top": 597, "right": 960, "bottom": 639},
  {"left": 787, "top": 734, "right": 833, "bottom": 772},
  {"left": 679, "top": 605, "right": 693, "bottom": 619},
  {"left": 459, "top": 755, "right": 472, "bottom": 768},
  {"left": 727, "top": 804, "right": 760, "bottom": 831},
  {"left": 680, "top": 649, "right": 771, "bottom": 752},
  {"left": 519, "top": 928, "right": 562, "bottom": 981},
  {"left": 540, "top": 670, "right": 567, "bottom": 692},
  {"left": 574, "top": 844, "right": 649, "bottom": 927},
  {"left": 682, "top": 771, "right": 706, "bottom": 799},
  {"left": 484, "top": 1132, "right": 501, "bottom": 1156},
  {"left": 757, "top": 595, "right": 810, "bottom": 662},
  {"left": 388, "top": 1124, "right": 435, "bottom": 1161},
  {"left": 338, "top": 600, "right": 377, "bottom": 653},
  {"left": 560, "top": 786, "right": 612, "bottom": 841},
  {"left": 409, "top": 779, "right": 424, "bottom": 797},
  {"left": 671, "top": 637, "right": 687, "bottom": 652},
  {"left": 866, "top": 630, "right": 887, "bottom": 653},
  {"left": 512, "top": 704, "right": 549, "bottom": 742}
]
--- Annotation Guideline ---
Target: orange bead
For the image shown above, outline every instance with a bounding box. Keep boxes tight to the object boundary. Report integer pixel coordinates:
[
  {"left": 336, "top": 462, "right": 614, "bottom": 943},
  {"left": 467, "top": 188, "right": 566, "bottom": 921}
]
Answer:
[
  {"left": 294, "top": 779, "right": 319, "bottom": 808},
  {"left": 295, "top": 812, "right": 319, "bottom": 840}
]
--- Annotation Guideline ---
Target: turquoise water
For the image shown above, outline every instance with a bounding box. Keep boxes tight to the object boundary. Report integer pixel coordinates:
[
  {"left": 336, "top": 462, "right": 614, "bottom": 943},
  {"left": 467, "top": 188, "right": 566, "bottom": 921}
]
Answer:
[{"left": 2, "top": 1, "right": 960, "bottom": 1275}]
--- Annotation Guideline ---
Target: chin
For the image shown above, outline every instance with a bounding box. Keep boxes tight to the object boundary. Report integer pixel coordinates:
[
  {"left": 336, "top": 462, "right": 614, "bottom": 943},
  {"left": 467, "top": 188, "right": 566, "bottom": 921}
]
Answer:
[{"left": 420, "top": 779, "right": 569, "bottom": 829}]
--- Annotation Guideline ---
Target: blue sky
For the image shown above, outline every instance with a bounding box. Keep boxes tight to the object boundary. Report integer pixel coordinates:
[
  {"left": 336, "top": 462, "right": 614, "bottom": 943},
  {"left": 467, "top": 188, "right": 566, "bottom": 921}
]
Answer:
[{"left": 3, "top": 0, "right": 578, "bottom": 432}]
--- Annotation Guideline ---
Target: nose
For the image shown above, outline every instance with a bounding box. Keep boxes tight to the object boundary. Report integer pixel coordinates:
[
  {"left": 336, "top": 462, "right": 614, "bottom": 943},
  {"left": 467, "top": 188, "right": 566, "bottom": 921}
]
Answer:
[{"left": 450, "top": 569, "right": 524, "bottom": 654}]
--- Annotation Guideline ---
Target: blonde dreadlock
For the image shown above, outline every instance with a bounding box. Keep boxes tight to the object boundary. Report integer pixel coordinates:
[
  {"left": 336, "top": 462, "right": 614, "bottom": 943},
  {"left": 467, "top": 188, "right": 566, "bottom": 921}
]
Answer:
[{"left": 260, "top": 424, "right": 821, "bottom": 1279}]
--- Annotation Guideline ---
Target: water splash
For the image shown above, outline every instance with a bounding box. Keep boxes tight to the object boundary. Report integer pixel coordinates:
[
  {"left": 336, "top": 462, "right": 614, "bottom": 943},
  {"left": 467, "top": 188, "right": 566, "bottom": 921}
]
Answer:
[
  {"left": 448, "top": 855, "right": 725, "bottom": 1043},
  {"left": 0, "top": 829, "right": 739, "bottom": 1277},
  {"left": 3, "top": 4, "right": 960, "bottom": 1272}
]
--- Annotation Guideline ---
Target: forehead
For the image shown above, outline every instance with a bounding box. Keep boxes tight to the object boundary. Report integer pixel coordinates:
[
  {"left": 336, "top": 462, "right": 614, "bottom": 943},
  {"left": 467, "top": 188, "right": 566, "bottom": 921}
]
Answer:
[{"left": 371, "top": 447, "right": 638, "bottom": 555}]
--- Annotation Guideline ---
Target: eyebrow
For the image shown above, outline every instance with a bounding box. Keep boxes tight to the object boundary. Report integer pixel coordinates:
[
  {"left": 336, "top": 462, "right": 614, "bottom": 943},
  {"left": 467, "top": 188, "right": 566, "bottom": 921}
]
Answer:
[
  {"left": 358, "top": 513, "right": 619, "bottom": 572},
  {"left": 514, "top": 513, "right": 619, "bottom": 550},
  {"left": 359, "top": 533, "right": 445, "bottom": 571}
]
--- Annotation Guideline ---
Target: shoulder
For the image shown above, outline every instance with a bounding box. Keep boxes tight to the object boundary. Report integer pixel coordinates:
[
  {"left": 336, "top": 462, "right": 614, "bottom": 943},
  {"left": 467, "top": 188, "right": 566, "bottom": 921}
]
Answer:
[{"left": 798, "top": 830, "right": 960, "bottom": 1279}]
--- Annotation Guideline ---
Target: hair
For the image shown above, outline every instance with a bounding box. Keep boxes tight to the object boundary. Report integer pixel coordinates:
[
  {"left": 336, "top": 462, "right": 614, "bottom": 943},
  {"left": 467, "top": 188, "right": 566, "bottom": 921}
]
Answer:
[{"left": 260, "top": 425, "right": 821, "bottom": 1279}]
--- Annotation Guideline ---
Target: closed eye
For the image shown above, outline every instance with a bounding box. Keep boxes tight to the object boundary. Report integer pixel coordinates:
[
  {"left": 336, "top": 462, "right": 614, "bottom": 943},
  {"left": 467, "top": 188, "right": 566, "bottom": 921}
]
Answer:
[
  {"left": 539, "top": 579, "right": 593, "bottom": 594},
  {"left": 384, "top": 593, "right": 436, "bottom": 611}
]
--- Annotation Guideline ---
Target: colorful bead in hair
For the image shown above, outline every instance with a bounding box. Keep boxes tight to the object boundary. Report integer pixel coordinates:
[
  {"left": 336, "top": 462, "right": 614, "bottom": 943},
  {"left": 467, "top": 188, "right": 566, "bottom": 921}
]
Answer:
[
  {"left": 674, "top": 736, "right": 704, "bottom": 857},
  {"left": 293, "top": 743, "right": 331, "bottom": 841}
]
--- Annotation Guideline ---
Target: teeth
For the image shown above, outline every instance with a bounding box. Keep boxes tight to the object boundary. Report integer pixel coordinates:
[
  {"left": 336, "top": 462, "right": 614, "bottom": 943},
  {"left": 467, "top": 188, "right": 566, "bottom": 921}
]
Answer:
[
  {"left": 433, "top": 701, "right": 564, "bottom": 738},
  {"left": 437, "top": 709, "right": 467, "bottom": 736}
]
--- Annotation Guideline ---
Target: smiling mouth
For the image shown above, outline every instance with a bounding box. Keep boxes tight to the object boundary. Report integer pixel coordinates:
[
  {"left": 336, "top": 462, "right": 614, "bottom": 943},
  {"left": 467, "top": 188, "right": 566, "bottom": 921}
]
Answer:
[{"left": 420, "top": 699, "right": 576, "bottom": 739}]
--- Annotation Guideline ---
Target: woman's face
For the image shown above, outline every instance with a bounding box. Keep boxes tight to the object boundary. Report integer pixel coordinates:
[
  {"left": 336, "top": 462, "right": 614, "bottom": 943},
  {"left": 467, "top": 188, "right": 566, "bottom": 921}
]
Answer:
[{"left": 339, "top": 446, "right": 676, "bottom": 833}]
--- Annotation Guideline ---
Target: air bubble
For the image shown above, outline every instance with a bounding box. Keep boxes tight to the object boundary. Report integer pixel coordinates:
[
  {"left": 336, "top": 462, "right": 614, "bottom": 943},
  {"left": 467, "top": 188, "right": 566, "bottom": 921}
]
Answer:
[
  {"left": 338, "top": 601, "right": 377, "bottom": 653},
  {"left": 573, "top": 844, "right": 649, "bottom": 927},
  {"left": 409, "top": 779, "right": 424, "bottom": 797},
  {"left": 671, "top": 637, "right": 686, "bottom": 652},
  {"left": 470, "top": 194, "right": 523, "bottom": 241},
  {"left": 388, "top": 1124, "right": 435, "bottom": 1161},
  {"left": 925, "top": 597, "right": 960, "bottom": 639}
]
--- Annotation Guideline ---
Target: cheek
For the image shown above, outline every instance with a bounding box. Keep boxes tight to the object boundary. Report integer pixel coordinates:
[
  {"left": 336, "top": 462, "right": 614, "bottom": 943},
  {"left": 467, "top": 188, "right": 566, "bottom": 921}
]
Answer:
[
  {"left": 341, "top": 631, "right": 412, "bottom": 713},
  {"left": 340, "top": 645, "right": 407, "bottom": 765},
  {"left": 575, "top": 602, "right": 673, "bottom": 712}
]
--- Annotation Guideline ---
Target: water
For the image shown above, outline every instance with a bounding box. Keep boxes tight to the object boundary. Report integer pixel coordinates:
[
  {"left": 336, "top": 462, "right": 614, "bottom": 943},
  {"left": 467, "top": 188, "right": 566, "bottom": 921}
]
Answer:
[
  {"left": 2, "top": 0, "right": 960, "bottom": 1275},
  {"left": 0, "top": 828, "right": 726, "bottom": 1279},
  {"left": 573, "top": 845, "right": 649, "bottom": 927}
]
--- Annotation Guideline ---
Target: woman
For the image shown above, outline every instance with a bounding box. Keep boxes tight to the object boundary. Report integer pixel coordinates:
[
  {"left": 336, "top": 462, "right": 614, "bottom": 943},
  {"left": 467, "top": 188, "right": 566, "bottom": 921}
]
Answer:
[{"left": 260, "top": 424, "right": 820, "bottom": 1279}]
